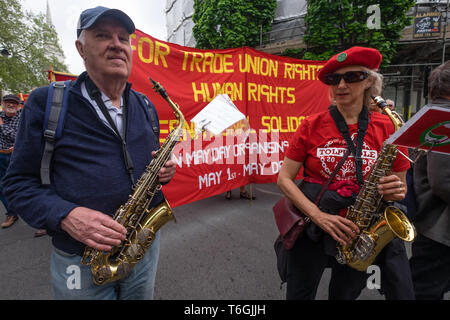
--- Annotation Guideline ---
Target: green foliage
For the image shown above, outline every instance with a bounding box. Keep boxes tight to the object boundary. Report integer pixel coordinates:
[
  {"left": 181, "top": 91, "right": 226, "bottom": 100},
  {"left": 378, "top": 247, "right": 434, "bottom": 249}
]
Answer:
[
  {"left": 281, "top": 47, "right": 306, "bottom": 59},
  {"left": 192, "top": 0, "right": 277, "bottom": 49},
  {"left": 303, "top": 0, "right": 415, "bottom": 66},
  {"left": 0, "top": 0, "right": 68, "bottom": 93}
]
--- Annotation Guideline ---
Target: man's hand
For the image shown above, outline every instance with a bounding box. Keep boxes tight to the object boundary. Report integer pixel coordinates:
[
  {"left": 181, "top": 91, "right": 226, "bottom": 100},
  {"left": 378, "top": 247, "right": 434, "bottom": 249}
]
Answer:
[
  {"left": 152, "top": 151, "right": 176, "bottom": 183},
  {"left": 61, "top": 207, "right": 127, "bottom": 252}
]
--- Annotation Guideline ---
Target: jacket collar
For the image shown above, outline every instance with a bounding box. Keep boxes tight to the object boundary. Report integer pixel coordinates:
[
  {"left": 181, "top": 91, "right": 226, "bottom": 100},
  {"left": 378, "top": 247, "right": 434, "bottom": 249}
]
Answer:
[{"left": 72, "top": 71, "right": 132, "bottom": 98}]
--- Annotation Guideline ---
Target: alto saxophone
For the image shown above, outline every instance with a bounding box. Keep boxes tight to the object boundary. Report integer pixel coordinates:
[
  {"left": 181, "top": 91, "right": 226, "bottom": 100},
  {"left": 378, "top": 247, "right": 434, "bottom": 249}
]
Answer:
[
  {"left": 335, "top": 96, "right": 416, "bottom": 271},
  {"left": 81, "top": 78, "right": 185, "bottom": 285}
]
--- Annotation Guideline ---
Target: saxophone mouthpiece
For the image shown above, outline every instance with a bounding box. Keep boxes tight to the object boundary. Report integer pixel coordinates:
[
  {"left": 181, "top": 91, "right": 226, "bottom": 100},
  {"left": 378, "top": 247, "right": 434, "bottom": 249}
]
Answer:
[
  {"left": 149, "top": 77, "right": 169, "bottom": 99},
  {"left": 372, "top": 95, "right": 387, "bottom": 109},
  {"left": 149, "top": 77, "right": 157, "bottom": 87}
]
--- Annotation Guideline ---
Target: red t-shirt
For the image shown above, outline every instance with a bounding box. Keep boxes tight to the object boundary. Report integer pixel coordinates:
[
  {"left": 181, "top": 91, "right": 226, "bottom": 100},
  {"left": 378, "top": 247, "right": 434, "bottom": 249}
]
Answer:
[{"left": 286, "top": 110, "right": 410, "bottom": 184}]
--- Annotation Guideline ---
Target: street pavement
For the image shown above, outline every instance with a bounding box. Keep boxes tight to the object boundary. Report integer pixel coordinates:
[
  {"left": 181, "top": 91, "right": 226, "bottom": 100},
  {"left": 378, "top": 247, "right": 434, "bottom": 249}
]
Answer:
[{"left": 0, "top": 183, "right": 447, "bottom": 300}]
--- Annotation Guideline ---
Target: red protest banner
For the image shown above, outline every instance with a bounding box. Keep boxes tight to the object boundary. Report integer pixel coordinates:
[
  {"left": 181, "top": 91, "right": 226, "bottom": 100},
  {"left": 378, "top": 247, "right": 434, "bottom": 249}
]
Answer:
[
  {"left": 18, "top": 93, "right": 29, "bottom": 103},
  {"left": 47, "top": 67, "right": 78, "bottom": 82},
  {"left": 129, "top": 29, "right": 330, "bottom": 208}
]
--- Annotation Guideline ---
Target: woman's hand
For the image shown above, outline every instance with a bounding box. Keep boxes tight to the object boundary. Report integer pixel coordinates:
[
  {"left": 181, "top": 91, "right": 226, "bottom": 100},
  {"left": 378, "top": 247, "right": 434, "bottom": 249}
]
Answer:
[
  {"left": 377, "top": 173, "right": 407, "bottom": 202},
  {"left": 278, "top": 157, "right": 360, "bottom": 246},
  {"left": 310, "top": 211, "right": 360, "bottom": 246}
]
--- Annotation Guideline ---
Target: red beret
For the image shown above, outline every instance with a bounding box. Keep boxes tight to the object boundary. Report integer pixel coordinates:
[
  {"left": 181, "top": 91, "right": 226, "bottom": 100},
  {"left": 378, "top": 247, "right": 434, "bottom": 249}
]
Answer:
[{"left": 318, "top": 46, "right": 382, "bottom": 83}]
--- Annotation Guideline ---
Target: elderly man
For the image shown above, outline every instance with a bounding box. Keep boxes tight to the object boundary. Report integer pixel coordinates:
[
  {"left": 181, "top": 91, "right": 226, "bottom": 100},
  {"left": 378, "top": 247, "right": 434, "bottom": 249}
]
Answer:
[
  {"left": 0, "top": 94, "right": 21, "bottom": 228},
  {"left": 3, "top": 7, "right": 176, "bottom": 300},
  {"left": 385, "top": 99, "right": 395, "bottom": 111}
]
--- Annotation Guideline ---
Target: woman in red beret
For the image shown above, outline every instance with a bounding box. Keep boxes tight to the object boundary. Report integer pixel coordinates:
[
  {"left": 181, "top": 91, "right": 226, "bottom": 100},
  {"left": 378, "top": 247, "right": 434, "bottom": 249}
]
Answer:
[{"left": 277, "top": 46, "right": 414, "bottom": 299}]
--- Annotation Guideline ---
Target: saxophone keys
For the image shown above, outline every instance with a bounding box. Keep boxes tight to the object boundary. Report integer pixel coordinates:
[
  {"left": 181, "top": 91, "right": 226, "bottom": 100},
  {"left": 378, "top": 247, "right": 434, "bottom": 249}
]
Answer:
[
  {"left": 125, "top": 243, "right": 145, "bottom": 261},
  {"left": 335, "top": 250, "right": 347, "bottom": 265},
  {"left": 116, "top": 261, "right": 132, "bottom": 279},
  {"left": 137, "top": 228, "right": 156, "bottom": 248},
  {"left": 93, "top": 266, "right": 113, "bottom": 285},
  {"left": 81, "top": 248, "right": 94, "bottom": 265},
  {"left": 354, "top": 233, "right": 376, "bottom": 261}
]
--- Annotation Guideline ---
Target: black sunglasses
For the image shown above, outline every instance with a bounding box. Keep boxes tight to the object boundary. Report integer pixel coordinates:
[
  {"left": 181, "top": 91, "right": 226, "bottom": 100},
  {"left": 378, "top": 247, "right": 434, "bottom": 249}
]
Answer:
[{"left": 323, "top": 71, "right": 369, "bottom": 85}]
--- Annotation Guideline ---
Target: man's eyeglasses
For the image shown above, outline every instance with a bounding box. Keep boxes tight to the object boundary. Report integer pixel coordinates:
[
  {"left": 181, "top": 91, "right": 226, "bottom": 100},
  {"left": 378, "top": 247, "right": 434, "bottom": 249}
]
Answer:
[{"left": 323, "top": 71, "right": 369, "bottom": 85}]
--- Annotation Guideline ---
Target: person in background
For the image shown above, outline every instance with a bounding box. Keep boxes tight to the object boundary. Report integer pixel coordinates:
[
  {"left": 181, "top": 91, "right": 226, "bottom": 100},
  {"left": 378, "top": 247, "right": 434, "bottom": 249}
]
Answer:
[
  {"left": 0, "top": 94, "right": 21, "bottom": 228},
  {"left": 409, "top": 61, "right": 450, "bottom": 300},
  {"left": 385, "top": 99, "right": 395, "bottom": 111},
  {"left": 3, "top": 6, "right": 176, "bottom": 299},
  {"left": 225, "top": 185, "right": 255, "bottom": 200},
  {"left": 369, "top": 98, "right": 394, "bottom": 114},
  {"left": 277, "top": 46, "right": 414, "bottom": 300},
  {"left": 0, "top": 94, "right": 47, "bottom": 236}
]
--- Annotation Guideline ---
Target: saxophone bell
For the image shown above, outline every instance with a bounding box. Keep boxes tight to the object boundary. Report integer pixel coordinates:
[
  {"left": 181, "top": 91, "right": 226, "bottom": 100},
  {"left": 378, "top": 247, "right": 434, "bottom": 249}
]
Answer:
[{"left": 384, "top": 206, "right": 416, "bottom": 241}]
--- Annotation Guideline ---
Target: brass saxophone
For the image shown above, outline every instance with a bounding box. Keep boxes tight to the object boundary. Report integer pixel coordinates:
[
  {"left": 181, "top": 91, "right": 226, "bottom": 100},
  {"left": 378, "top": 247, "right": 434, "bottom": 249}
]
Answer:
[
  {"left": 81, "top": 78, "right": 185, "bottom": 285},
  {"left": 335, "top": 96, "right": 416, "bottom": 271}
]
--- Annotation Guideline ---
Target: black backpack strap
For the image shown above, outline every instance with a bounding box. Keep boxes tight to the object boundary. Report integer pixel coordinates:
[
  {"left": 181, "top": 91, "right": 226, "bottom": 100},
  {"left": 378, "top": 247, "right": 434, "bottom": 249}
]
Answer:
[
  {"left": 41, "top": 80, "right": 71, "bottom": 185},
  {"left": 135, "top": 92, "right": 159, "bottom": 138}
]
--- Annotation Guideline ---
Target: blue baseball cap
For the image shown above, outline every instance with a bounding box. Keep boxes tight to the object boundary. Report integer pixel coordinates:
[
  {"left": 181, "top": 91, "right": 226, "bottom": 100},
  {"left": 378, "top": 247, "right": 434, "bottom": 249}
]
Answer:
[{"left": 76, "top": 6, "right": 135, "bottom": 38}]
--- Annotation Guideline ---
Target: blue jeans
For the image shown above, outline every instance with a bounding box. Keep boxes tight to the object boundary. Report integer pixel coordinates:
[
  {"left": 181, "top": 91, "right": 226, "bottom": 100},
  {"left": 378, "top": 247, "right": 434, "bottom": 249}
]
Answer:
[
  {"left": 0, "top": 153, "right": 14, "bottom": 216},
  {"left": 50, "top": 232, "right": 160, "bottom": 300}
]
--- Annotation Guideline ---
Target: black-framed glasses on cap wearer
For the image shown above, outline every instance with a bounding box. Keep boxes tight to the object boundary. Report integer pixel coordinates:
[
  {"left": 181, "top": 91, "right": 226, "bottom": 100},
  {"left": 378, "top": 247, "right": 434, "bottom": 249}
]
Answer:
[{"left": 323, "top": 71, "right": 369, "bottom": 86}]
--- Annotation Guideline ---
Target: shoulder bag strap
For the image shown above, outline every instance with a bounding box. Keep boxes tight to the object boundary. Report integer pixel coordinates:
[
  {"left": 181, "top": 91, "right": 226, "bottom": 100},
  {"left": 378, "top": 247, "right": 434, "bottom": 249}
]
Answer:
[{"left": 314, "top": 148, "right": 351, "bottom": 206}]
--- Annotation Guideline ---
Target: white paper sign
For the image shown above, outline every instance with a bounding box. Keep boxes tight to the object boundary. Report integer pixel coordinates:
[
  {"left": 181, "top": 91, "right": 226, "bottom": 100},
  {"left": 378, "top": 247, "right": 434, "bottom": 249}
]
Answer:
[{"left": 191, "top": 94, "right": 246, "bottom": 136}]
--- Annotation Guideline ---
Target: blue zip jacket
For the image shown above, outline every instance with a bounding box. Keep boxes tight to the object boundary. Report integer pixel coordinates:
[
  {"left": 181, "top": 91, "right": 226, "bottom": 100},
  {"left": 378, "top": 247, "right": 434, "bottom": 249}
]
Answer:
[{"left": 3, "top": 72, "right": 164, "bottom": 256}]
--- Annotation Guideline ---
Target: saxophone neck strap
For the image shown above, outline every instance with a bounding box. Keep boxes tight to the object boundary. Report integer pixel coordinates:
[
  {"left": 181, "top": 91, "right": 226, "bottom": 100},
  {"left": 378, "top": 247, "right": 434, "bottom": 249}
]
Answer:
[
  {"left": 328, "top": 105, "right": 370, "bottom": 186},
  {"left": 85, "top": 76, "right": 135, "bottom": 185},
  {"left": 85, "top": 76, "right": 128, "bottom": 137}
]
